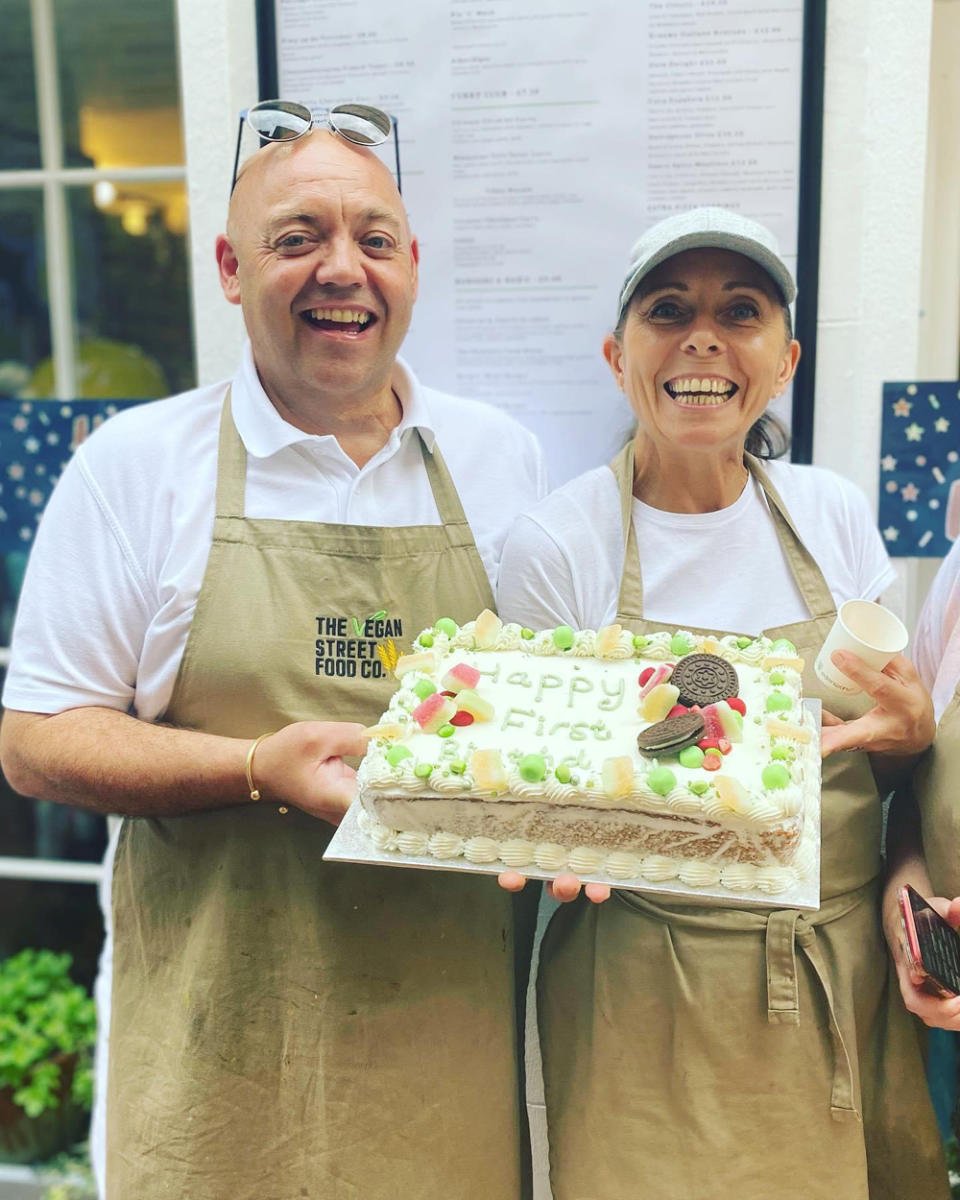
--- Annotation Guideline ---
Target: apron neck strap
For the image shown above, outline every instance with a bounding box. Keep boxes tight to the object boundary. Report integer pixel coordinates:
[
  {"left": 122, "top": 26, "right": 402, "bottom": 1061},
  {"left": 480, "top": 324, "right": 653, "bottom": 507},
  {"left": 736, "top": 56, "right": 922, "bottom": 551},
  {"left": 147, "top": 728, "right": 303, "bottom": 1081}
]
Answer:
[
  {"left": 610, "top": 443, "right": 836, "bottom": 625},
  {"left": 215, "top": 387, "right": 472, "bottom": 534}
]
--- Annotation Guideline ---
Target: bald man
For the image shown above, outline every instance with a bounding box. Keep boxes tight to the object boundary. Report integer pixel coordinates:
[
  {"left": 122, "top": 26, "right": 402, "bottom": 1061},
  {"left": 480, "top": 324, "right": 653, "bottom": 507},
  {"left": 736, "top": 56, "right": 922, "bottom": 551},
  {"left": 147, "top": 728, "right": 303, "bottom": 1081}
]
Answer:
[{"left": 1, "top": 130, "right": 547, "bottom": 1199}]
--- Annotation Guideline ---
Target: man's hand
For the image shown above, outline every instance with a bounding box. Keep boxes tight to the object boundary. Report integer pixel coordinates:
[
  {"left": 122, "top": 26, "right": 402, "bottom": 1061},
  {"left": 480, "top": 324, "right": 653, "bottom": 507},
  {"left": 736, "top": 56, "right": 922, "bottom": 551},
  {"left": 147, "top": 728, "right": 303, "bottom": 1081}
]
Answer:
[
  {"left": 886, "top": 894, "right": 960, "bottom": 1030},
  {"left": 820, "top": 651, "right": 934, "bottom": 759},
  {"left": 248, "top": 721, "right": 368, "bottom": 824},
  {"left": 498, "top": 869, "right": 611, "bottom": 904}
]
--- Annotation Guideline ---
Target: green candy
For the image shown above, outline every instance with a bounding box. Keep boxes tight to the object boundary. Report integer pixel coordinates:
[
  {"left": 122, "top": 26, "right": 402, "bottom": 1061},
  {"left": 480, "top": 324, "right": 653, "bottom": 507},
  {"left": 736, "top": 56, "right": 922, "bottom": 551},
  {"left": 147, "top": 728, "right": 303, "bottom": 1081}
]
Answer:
[
  {"left": 678, "top": 746, "right": 705, "bottom": 769},
  {"left": 632, "top": 635, "right": 649, "bottom": 651},
  {"left": 736, "top": 636, "right": 753, "bottom": 649},
  {"left": 670, "top": 632, "right": 693, "bottom": 655},
  {"left": 762, "top": 763, "right": 791, "bottom": 790},
  {"left": 519, "top": 753, "right": 547, "bottom": 783},
  {"left": 690, "top": 780, "right": 710, "bottom": 796},
  {"left": 419, "top": 632, "right": 434, "bottom": 648},
  {"left": 413, "top": 679, "right": 437, "bottom": 701},
  {"left": 769, "top": 670, "right": 786, "bottom": 686},
  {"left": 437, "top": 724, "right": 455, "bottom": 738},
  {"left": 386, "top": 745, "right": 413, "bottom": 768},
  {"left": 648, "top": 766, "right": 676, "bottom": 796},
  {"left": 770, "top": 745, "right": 794, "bottom": 761},
  {"left": 414, "top": 762, "right": 433, "bottom": 779},
  {"left": 449, "top": 760, "right": 466, "bottom": 775},
  {"left": 770, "top": 638, "right": 797, "bottom": 655},
  {"left": 552, "top": 625, "right": 575, "bottom": 650},
  {"left": 555, "top": 763, "right": 573, "bottom": 784},
  {"left": 520, "top": 627, "right": 535, "bottom": 640},
  {"left": 434, "top": 617, "right": 457, "bottom": 637},
  {"left": 765, "top": 692, "right": 792, "bottom": 713}
]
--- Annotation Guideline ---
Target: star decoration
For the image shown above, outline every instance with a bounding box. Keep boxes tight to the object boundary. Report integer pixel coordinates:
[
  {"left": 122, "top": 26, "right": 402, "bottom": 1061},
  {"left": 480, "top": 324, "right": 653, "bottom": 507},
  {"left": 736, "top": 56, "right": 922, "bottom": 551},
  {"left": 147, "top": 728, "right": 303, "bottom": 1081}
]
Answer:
[
  {"left": 883, "top": 526, "right": 899, "bottom": 542},
  {"left": 901, "top": 483, "right": 919, "bottom": 502},
  {"left": 893, "top": 399, "right": 912, "bottom": 417},
  {"left": 880, "top": 455, "right": 897, "bottom": 471},
  {"left": 935, "top": 417, "right": 950, "bottom": 433},
  {"left": 905, "top": 423, "right": 924, "bottom": 442}
]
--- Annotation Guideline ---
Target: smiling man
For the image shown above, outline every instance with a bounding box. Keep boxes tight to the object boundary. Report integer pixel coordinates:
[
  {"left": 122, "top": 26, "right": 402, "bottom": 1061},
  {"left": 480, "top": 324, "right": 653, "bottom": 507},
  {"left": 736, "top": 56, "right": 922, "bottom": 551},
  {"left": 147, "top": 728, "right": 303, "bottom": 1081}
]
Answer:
[{"left": 0, "top": 127, "right": 547, "bottom": 1200}]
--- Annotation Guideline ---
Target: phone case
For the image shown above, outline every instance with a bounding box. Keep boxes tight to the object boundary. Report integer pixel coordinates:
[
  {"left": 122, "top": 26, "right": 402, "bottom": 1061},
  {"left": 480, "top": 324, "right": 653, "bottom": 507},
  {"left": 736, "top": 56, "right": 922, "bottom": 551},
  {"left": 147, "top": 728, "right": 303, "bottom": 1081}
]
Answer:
[{"left": 898, "top": 885, "right": 960, "bottom": 998}]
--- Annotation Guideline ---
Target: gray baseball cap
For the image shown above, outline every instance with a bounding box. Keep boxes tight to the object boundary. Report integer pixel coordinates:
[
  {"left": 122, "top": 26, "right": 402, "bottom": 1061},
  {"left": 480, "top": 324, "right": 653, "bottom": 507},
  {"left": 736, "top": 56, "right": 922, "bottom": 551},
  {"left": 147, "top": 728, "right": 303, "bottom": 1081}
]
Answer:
[{"left": 615, "top": 206, "right": 797, "bottom": 326}]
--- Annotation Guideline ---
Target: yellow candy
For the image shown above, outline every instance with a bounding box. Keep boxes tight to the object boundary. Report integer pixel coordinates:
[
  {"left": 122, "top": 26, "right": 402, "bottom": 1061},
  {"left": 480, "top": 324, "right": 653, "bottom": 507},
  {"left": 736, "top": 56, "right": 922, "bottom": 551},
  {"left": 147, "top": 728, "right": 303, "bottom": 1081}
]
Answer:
[
  {"left": 474, "top": 608, "right": 503, "bottom": 649},
  {"left": 360, "top": 722, "right": 407, "bottom": 740},
  {"left": 761, "top": 655, "right": 805, "bottom": 673},
  {"left": 701, "top": 638, "right": 720, "bottom": 654},
  {"left": 595, "top": 623, "right": 624, "bottom": 657},
  {"left": 601, "top": 756, "right": 635, "bottom": 799},
  {"left": 470, "top": 749, "right": 508, "bottom": 793},
  {"left": 765, "top": 719, "right": 813, "bottom": 744},
  {"left": 714, "top": 775, "right": 749, "bottom": 815},
  {"left": 394, "top": 650, "right": 437, "bottom": 678},
  {"left": 640, "top": 683, "right": 680, "bottom": 722}
]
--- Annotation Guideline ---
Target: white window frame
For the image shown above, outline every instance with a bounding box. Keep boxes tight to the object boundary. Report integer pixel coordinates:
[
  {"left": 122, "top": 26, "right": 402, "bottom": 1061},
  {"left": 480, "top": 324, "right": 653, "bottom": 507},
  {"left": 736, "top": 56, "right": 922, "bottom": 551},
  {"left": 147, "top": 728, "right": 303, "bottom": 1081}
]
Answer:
[{"left": 0, "top": 0, "right": 186, "bottom": 887}]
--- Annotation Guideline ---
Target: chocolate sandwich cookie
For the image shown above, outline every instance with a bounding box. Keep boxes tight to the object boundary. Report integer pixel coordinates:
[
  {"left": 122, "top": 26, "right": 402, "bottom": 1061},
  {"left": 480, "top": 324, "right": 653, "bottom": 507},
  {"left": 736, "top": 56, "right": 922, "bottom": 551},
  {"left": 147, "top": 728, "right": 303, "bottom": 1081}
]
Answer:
[
  {"left": 636, "top": 712, "right": 705, "bottom": 758},
  {"left": 671, "top": 653, "right": 739, "bottom": 707}
]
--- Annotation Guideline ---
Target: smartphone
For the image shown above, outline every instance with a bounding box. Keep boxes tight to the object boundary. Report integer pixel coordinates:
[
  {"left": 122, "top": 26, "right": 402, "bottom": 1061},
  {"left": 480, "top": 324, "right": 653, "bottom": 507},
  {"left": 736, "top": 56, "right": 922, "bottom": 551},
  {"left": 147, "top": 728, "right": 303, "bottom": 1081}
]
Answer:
[{"left": 898, "top": 884, "right": 960, "bottom": 998}]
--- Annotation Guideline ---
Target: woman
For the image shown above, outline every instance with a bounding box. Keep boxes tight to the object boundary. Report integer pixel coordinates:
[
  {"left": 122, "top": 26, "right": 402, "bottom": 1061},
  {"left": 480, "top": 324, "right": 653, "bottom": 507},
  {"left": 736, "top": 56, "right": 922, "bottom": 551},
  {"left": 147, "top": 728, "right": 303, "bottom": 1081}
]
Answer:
[{"left": 497, "top": 207, "right": 950, "bottom": 1199}]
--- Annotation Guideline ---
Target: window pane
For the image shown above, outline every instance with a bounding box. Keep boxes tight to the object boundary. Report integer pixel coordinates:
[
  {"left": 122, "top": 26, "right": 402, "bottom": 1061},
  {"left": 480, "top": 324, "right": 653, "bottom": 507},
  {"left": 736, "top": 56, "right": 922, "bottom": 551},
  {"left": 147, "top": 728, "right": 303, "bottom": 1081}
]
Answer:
[
  {"left": 0, "top": 190, "right": 51, "bottom": 392},
  {"left": 0, "top": 1, "right": 41, "bottom": 169},
  {"left": 64, "top": 183, "right": 195, "bottom": 397},
  {"left": 0, "top": 878, "right": 104, "bottom": 990},
  {"left": 54, "top": 0, "right": 184, "bottom": 169}
]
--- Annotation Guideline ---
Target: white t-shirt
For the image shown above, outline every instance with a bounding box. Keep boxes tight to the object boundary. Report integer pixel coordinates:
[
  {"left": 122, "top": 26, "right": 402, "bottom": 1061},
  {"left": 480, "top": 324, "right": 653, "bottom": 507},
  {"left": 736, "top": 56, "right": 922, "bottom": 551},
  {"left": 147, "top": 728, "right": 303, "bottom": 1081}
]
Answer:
[
  {"left": 496, "top": 459, "right": 896, "bottom": 634},
  {"left": 3, "top": 343, "right": 548, "bottom": 720},
  {"left": 914, "top": 539, "right": 960, "bottom": 722}
]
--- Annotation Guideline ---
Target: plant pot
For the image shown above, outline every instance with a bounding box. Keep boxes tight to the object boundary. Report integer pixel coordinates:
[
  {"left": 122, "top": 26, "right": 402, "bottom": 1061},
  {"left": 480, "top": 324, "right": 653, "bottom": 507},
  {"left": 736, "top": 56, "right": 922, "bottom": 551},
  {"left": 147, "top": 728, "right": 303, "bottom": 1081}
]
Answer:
[{"left": 0, "top": 1053, "right": 89, "bottom": 1165}]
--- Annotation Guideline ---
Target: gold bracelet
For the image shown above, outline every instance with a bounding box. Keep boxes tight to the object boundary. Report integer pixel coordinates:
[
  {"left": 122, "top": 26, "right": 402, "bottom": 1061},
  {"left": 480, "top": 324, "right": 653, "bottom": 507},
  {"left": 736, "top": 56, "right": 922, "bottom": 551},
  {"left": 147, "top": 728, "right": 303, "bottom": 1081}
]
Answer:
[{"left": 244, "top": 733, "right": 272, "bottom": 803}]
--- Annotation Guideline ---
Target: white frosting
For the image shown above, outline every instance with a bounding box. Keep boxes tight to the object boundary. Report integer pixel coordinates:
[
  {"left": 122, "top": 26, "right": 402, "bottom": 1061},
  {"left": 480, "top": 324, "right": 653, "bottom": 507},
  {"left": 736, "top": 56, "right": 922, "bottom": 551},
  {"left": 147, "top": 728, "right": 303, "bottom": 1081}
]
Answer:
[{"left": 356, "top": 619, "right": 820, "bottom": 893}]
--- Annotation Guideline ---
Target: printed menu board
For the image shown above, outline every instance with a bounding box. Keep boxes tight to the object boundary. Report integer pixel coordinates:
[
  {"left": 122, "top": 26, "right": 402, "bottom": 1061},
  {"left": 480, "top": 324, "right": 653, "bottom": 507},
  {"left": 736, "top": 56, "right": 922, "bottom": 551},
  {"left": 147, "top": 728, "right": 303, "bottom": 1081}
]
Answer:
[{"left": 268, "top": 0, "right": 809, "bottom": 481}]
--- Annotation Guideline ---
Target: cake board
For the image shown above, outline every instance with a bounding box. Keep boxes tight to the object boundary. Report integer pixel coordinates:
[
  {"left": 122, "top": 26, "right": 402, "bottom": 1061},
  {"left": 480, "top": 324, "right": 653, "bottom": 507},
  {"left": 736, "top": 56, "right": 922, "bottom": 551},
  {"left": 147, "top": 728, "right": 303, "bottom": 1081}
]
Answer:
[{"left": 325, "top": 702, "right": 822, "bottom": 912}]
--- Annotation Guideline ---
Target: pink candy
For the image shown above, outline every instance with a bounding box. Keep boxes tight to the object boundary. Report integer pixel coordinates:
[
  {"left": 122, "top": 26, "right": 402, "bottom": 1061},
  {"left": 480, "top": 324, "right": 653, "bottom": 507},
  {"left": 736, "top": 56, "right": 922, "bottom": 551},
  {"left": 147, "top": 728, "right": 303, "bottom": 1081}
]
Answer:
[
  {"left": 412, "top": 693, "right": 457, "bottom": 733},
  {"left": 638, "top": 663, "right": 673, "bottom": 699},
  {"left": 442, "top": 663, "right": 482, "bottom": 693}
]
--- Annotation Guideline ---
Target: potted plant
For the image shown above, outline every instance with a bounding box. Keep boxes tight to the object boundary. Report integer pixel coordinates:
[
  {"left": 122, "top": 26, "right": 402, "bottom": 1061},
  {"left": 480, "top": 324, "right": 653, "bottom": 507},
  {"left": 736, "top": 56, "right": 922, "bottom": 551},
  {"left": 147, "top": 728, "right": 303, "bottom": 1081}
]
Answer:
[{"left": 0, "top": 949, "right": 96, "bottom": 1164}]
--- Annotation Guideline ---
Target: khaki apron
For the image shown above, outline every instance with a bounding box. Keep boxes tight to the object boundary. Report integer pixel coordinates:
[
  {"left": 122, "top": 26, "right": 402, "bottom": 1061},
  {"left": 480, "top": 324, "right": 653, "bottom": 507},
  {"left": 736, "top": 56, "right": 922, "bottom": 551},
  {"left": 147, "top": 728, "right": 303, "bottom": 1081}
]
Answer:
[
  {"left": 537, "top": 445, "right": 948, "bottom": 1200},
  {"left": 913, "top": 680, "right": 960, "bottom": 901},
  {"left": 106, "top": 394, "right": 533, "bottom": 1199}
]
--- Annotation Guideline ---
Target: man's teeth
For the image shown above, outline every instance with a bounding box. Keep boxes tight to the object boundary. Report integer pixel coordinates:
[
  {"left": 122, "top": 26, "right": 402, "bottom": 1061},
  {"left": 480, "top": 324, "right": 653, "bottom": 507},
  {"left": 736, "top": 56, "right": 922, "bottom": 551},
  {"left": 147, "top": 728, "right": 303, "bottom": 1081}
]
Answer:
[
  {"left": 666, "top": 378, "right": 736, "bottom": 404},
  {"left": 307, "top": 308, "right": 371, "bottom": 325}
]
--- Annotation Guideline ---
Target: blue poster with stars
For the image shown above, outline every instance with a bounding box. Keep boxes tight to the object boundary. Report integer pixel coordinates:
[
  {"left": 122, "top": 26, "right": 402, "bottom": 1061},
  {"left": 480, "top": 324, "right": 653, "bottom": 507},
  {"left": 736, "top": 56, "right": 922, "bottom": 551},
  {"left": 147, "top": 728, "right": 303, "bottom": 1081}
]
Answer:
[
  {"left": 878, "top": 381, "right": 960, "bottom": 558},
  {"left": 0, "top": 398, "right": 148, "bottom": 642}
]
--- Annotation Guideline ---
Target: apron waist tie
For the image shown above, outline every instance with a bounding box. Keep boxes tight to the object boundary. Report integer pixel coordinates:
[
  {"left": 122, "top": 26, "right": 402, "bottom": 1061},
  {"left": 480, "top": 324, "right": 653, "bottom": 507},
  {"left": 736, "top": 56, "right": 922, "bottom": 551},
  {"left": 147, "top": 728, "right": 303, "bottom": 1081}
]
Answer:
[
  {"left": 765, "top": 909, "right": 860, "bottom": 1123},
  {"left": 616, "top": 878, "right": 877, "bottom": 1124}
]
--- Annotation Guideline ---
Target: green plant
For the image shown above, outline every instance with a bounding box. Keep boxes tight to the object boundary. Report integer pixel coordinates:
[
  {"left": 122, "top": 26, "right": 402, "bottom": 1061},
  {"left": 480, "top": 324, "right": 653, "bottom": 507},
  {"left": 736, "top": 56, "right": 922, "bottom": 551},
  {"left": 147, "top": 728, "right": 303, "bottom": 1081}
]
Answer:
[
  {"left": 40, "top": 1142, "right": 97, "bottom": 1200},
  {"left": 0, "top": 950, "right": 95, "bottom": 1119}
]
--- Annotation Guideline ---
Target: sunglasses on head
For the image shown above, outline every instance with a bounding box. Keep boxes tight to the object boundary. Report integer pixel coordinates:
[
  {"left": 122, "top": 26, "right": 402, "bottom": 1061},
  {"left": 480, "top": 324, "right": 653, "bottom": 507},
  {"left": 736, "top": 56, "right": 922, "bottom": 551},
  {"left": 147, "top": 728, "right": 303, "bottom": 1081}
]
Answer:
[{"left": 230, "top": 100, "right": 401, "bottom": 195}]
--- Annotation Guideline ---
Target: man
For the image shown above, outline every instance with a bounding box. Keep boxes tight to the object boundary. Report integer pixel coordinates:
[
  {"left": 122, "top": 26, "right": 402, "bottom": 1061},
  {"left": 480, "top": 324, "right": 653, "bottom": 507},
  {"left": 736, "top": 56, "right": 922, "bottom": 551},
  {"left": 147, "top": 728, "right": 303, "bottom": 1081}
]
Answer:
[{"left": 0, "top": 128, "right": 546, "bottom": 1199}]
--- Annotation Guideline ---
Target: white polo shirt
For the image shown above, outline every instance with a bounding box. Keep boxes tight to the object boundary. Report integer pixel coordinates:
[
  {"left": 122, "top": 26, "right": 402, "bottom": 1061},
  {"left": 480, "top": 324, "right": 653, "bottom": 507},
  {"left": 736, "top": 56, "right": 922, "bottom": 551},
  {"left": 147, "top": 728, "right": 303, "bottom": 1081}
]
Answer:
[{"left": 3, "top": 343, "right": 549, "bottom": 720}]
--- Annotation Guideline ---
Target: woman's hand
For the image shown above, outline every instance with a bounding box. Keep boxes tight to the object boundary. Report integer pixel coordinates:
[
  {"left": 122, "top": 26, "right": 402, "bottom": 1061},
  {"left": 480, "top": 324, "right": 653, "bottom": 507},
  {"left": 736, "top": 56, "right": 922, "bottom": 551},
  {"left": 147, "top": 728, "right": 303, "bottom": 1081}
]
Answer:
[
  {"left": 887, "top": 894, "right": 960, "bottom": 1030},
  {"left": 498, "top": 870, "right": 611, "bottom": 904},
  {"left": 820, "top": 651, "right": 934, "bottom": 759}
]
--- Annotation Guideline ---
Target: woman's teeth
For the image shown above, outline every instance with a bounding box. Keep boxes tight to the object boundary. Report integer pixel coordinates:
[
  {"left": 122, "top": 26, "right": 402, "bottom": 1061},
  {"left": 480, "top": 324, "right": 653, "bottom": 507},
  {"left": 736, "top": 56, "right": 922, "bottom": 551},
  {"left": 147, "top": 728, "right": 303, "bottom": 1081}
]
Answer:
[{"left": 664, "top": 378, "right": 736, "bottom": 405}]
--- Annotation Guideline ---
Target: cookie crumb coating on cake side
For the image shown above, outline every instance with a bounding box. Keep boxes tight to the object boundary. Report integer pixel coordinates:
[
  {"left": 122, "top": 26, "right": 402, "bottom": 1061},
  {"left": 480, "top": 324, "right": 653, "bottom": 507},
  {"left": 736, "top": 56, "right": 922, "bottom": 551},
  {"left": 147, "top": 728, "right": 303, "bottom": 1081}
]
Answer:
[{"left": 356, "top": 611, "right": 819, "bottom": 894}]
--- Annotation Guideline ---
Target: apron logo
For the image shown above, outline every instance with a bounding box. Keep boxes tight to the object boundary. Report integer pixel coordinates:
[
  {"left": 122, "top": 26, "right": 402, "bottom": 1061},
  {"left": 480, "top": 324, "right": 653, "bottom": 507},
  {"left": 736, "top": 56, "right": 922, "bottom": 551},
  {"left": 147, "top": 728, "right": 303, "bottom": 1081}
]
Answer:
[{"left": 315, "top": 611, "right": 404, "bottom": 680}]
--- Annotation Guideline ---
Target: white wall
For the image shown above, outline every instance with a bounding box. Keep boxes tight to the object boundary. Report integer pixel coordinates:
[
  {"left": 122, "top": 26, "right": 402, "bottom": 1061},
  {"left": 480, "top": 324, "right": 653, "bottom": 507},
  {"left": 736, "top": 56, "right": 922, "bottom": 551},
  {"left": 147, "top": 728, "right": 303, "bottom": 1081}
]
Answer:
[{"left": 176, "top": 0, "right": 257, "bottom": 385}]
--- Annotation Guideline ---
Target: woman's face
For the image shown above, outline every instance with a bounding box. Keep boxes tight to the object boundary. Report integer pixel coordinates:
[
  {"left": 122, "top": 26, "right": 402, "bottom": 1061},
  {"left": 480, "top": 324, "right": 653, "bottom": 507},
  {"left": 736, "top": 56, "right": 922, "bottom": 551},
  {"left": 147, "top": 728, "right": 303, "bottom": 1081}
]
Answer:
[{"left": 605, "top": 247, "right": 800, "bottom": 457}]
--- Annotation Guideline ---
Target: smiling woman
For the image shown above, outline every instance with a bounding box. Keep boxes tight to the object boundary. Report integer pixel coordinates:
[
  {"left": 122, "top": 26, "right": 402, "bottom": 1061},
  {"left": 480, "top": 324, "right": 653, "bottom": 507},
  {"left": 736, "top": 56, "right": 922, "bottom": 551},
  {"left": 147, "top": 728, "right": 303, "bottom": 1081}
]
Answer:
[{"left": 496, "top": 207, "right": 949, "bottom": 1199}]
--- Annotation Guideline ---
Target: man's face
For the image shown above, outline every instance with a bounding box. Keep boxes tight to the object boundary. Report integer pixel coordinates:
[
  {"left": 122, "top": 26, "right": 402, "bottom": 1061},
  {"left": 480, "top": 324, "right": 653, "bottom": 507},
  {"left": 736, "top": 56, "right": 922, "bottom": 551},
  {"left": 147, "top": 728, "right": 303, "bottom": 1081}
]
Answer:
[{"left": 217, "top": 132, "right": 418, "bottom": 420}]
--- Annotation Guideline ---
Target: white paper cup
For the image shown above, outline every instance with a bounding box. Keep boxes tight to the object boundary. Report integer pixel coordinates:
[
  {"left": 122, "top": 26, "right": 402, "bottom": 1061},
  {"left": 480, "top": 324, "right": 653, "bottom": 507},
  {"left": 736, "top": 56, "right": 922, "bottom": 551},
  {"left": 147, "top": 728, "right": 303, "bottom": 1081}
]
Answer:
[{"left": 813, "top": 599, "right": 909, "bottom": 696}]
